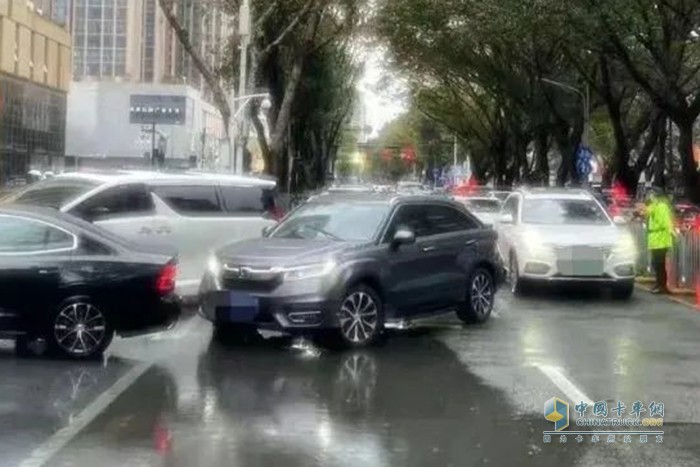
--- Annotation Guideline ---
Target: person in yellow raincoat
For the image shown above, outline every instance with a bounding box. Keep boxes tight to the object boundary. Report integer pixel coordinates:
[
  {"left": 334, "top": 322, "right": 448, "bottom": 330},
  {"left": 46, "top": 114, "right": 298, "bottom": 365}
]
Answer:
[{"left": 646, "top": 187, "right": 675, "bottom": 293}]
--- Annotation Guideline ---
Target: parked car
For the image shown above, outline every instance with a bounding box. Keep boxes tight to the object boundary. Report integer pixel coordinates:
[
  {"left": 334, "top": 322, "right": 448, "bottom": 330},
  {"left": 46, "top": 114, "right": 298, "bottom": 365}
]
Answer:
[
  {"left": 455, "top": 196, "right": 502, "bottom": 226},
  {"left": 199, "top": 192, "right": 503, "bottom": 347},
  {"left": 2, "top": 171, "right": 281, "bottom": 296},
  {"left": 495, "top": 188, "right": 637, "bottom": 299},
  {"left": 0, "top": 206, "right": 180, "bottom": 358}
]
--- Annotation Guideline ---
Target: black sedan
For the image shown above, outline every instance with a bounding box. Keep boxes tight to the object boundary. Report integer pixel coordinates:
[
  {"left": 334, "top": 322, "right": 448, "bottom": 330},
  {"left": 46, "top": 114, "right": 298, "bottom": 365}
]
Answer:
[
  {"left": 0, "top": 206, "right": 181, "bottom": 358},
  {"left": 199, "top": 192, "right": 503, "bottom": 347}
]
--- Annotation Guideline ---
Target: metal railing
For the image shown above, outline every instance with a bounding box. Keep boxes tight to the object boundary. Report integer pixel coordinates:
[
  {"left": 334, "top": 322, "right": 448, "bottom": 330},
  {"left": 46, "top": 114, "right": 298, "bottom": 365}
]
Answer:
[{"left": 630, "top": 222, "right": 700, "bottom": 290}]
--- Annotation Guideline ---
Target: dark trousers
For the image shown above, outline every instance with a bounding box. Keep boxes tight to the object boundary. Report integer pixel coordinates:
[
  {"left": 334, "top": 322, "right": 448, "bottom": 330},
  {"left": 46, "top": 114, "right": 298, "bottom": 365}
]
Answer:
[{"left": 651, "top": 248, "right": 668, "bottom": 290}]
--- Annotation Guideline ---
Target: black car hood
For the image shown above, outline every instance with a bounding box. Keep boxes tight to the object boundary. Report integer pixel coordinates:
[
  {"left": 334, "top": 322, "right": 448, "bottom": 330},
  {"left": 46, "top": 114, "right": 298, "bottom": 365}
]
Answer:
[{"left": 216, "top": 238, "right": 353, "bottom": 267}]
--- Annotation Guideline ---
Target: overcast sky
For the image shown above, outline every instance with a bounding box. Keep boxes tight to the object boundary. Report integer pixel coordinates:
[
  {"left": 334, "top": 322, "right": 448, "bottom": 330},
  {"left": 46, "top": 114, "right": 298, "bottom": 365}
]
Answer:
[{"left": 357, "top": 49, "right": 407, "bottom": 138}]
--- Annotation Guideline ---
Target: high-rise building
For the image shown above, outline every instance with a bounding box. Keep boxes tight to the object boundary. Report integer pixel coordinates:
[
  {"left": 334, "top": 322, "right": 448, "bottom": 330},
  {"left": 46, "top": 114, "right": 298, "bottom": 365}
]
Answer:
[
  {"left": 0, "top": 0, "right": 72, "bottom": 184},
  {"left": 65, "top": 0, "right": 233, "bottom": 168}
]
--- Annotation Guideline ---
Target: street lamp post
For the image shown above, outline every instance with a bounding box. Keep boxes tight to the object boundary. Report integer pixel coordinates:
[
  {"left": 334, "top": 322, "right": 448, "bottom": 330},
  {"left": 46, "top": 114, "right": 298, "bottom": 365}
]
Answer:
[
  {"left": 541, "top": 78, "right": 590, "bottom": 144},
  {"left": 230, "top": 0, "right": 251, "bottom": 174}
]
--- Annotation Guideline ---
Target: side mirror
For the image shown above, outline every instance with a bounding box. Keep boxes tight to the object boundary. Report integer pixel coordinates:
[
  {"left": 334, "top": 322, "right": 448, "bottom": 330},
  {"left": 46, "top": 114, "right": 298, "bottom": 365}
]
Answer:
[
  {"left": 613, "top": 215, "right": 627, "bottom": 225},
  {"left": 499, "top": 213, "right": 514, "bottom": 224},
  {"left": 392, "top": 228, "right": 416, "bottom": 247},
  {"left": 262, "top": 225, "right": 275, "bottom": 237}
]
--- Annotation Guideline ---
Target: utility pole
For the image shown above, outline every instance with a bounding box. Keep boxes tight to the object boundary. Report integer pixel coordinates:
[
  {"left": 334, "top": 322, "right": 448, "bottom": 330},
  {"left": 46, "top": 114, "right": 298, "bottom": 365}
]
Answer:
[{"left": 233, "top": 0, "right": 251, "bottom": 174}]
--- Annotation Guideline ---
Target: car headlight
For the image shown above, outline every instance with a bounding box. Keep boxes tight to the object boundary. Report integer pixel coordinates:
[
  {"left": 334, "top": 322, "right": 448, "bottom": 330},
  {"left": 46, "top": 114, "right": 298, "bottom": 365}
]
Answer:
[
  {"left": 282, "top": 260, "right": 337, "bottom": 281},
  {"left": 614, "top": 234, "right": 638, "bottom": 258},
  {"left": 208, "top": 255, "right": 222, "bottom": 276},
  {"left": 522, "top": 231, "right": 552, "bottom": 257}
]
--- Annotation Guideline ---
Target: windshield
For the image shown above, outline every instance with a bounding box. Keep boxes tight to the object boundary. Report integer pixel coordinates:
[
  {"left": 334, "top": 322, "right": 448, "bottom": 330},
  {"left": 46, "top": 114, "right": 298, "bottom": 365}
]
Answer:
[
  {"left": 522, "top": 199, "right": 610, "bottom": 225},
  {"left": 3, "top": 178, "right": 99, "bottom": 209},
  {"left": 464, "top": 199, "right": 501, "bottom": 213},
  {"left": 271, "top": 202, "right": 390, "bottom": 241}
]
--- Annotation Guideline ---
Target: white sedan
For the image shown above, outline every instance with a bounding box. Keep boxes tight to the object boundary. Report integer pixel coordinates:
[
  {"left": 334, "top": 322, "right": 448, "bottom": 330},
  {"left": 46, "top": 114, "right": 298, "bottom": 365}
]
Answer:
[
  {"left": 495, "top": 188, "right": 637, "bottom": 299},
  {"left": 455, "top": 196, "right": 502, "bottom": 226}
]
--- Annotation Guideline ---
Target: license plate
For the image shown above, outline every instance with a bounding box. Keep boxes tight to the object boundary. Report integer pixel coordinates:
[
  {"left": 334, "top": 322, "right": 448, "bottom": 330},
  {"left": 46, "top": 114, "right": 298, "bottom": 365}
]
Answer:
[
  {"left": 557, "top": 247, "right": 604, "bottom": 276},
  {"left": 227, "top": 291, "right": 259, "bottom": 322}
]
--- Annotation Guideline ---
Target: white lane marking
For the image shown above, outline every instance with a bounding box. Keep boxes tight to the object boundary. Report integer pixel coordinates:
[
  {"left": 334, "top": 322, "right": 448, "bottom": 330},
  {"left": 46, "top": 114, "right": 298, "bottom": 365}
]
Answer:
[
  {"left": 19, "top": 363, "right": 151, "bottom": 467},
  {"left": 536, "top": 363, "right": 593, "bottom": 406}
]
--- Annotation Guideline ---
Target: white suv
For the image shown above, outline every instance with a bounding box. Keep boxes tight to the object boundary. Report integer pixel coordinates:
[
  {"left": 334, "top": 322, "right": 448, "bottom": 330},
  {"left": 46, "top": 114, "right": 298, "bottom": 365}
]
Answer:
[
  {"left": 495, "top": 188, "right": 637, "bottom": 299},
  {"left": 4, "top": 171, "right": 281, "bottom": 297}
]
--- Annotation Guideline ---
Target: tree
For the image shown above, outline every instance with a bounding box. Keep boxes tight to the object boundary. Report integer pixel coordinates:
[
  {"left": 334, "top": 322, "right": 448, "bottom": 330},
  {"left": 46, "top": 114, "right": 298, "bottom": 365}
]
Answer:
[{"left": 160, "top": 0, "right": 366, "bottom": 187}]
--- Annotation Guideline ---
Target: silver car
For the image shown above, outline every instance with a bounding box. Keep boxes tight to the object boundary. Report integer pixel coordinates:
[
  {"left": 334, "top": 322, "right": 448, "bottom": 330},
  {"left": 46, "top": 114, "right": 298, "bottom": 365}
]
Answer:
[
  {"left": 495, "top": 188, "right": 637, "bottom": 299},
  {"left": 3, "top": 171, "right": 280, "bottom": 297}
]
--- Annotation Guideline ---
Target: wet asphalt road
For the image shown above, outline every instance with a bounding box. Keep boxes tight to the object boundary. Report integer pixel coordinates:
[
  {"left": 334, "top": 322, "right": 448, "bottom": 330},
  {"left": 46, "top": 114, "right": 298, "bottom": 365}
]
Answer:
[{"left": 2, "top": 287, "right": 700, "bottom": 467}]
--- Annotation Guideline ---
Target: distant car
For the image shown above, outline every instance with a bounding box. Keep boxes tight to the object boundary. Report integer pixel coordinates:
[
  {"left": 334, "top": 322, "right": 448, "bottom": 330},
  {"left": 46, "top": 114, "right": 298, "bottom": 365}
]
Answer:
[
  {"left": 199, "top": 192, "right": 503, "bottom": 347},
  {"left": 2, "top": 171, "right": 281, "bottom": 297},
  {"left": 396, "top": 181, "right": 430, "bottom": 193},
  {"left": 455, "top": 196, "right": 502, "bottom": 226},
  {"left": 675, "top": 203, "right": 700, "bottom": 230},
  {"left": 0, "top": 206, "right": 180, "bottom": 358},
  {"left": 327, "top": 184, "right": 375, "bottom": 193},
  {"left": 495, "top": 188, "right": 637, "bottom": 299}
]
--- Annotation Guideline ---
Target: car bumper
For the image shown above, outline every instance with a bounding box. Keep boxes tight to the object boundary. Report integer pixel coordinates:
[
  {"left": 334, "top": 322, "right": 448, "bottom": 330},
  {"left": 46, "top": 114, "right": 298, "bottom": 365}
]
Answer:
[
  {"left": 198, "top": 272, "right": 342, "bottom": 333},
  {"left": 116, "top": 295, "right": 182, "bottom": 337},
  {"left": 519, "top": 256, "right": 636, "bottom": 284}
]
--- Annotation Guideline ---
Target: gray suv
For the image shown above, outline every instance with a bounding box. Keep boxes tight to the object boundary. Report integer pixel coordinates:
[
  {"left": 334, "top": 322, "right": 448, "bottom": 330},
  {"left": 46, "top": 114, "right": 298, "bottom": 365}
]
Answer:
[{"left": 199, "top": 192, "right": 503, "bottom": 347}]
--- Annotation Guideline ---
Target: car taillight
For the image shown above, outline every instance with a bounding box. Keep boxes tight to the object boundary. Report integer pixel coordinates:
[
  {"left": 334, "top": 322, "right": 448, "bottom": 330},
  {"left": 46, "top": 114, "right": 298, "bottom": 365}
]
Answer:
[{"left": 156, "top": 262, "right": 177, "bottom": 295}]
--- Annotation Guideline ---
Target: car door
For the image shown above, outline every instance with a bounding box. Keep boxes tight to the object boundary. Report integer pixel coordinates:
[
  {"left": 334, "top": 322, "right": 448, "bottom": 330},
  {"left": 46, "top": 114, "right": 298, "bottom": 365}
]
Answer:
[
  {"left": 382, "top": 204, "right": 438, "bottom": 314},
  {"left": 149, "top": 184, "right": 228, "bottom": 294},
  {"left": 496, "top": 194, "right": 520, "bottom": 264},
  {"left": 421, "top": 203, "right": 484, "bottom": 308},
  {"left": 0, "top": 214, "right": 75, "bottom": 333}
]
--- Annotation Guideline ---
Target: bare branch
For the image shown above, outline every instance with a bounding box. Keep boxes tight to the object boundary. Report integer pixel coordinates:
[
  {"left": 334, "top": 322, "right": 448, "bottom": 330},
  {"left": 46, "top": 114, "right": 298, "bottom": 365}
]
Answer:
[
  {"left": 157, "top": 0, "right": 231, "bottom": 131},
  {"left": 259, "top": 0, "right": 316, "bottom": 57},
  {"left": 254, "top": 0, "right": 281, "bottom": 30}
]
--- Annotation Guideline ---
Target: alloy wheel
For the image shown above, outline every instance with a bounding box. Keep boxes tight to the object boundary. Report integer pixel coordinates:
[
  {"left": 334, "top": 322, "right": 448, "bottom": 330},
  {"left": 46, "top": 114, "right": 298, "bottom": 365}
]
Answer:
[
  {"left": 54, "top": 303, "right": 108, "bottom": 357},
  {"left": 338, "top": 291, "right": 379, "bottom": 344},
  {"left": 471, "top": 271, "right": 494, "bottom": 315}
]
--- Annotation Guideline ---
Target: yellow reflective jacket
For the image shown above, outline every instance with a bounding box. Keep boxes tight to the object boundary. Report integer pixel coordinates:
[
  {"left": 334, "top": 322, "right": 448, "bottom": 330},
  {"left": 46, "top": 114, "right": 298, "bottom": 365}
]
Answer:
[{"left": 647, "top": 198, "right": 674, "bottom": 250}]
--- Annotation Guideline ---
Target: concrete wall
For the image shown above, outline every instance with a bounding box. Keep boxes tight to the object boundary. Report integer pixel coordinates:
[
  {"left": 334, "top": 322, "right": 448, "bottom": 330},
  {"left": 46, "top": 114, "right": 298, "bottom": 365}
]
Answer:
[
  {"left": 0, "top": 0, "right": 71, "bottom": 91},
  {"left": 66, "top": 81, "right": 226, "bottom": 164}
]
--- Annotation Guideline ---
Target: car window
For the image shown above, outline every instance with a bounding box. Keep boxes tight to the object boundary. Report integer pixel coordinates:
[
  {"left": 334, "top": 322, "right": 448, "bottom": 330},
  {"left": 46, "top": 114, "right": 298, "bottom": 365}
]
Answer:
[
  {"left": 425, "top": 204, "right": 478, "bottom": 234},
  {"left": 463, "top": 199, "right": 502, "bottom": 213},
  {"left": 272, "top": 202, "right": 390, "bottom": 242},
  {"left": 220, "top": 185, "right": 276, "bottom": 215},
  {"left": 522, "top": 199, "right": 611, "bottom": 225},
  {"left": 0, "top": 215, "right": 75, "bottom": 254},
  {"left": 385, "top": 204, "right": 432, "bottom": 240},
  {"left": 152, "top": 185, "right": 222, "bottom": 215},
  {"left": 70, "top": 183, "right": 154, "bottom": 221},
  {"left": 3, "top": 178, "right": 100, "bottom": 208}
]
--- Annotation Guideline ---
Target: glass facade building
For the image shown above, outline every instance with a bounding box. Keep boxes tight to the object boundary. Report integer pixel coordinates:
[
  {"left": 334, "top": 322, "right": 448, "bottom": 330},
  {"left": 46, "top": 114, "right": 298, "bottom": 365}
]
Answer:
[
  {"left": 0, "top": 74, "right": 67, "bottom": 185},
  {"left": 73, "top": 0, "right": 128, "bottom": 79}
]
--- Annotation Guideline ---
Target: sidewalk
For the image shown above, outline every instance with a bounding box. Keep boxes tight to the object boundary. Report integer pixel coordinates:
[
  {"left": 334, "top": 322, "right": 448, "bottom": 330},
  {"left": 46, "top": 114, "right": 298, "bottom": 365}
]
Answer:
[{"left": 636, "top": 276, "right": 696, "bottom": 308}]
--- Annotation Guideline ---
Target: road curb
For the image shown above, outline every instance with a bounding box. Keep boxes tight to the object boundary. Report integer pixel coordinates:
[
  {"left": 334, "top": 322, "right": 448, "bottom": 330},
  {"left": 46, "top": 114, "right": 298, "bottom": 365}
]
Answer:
[{"left": 635, "top": 282, "right": 698, "bottom": 311}]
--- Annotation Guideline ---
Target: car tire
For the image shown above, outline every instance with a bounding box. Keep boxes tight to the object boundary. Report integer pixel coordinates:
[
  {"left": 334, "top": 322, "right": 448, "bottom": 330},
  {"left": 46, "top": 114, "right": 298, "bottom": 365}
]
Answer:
[
  {"left": 330, "top": 284, "right": 384, "bottom": 349},
  {"left": 611, "top": 281, "right": 634, "bottom": 300},
  {"left": 213, "top": 322, "right": 260, "bottom": 345},
  {"left": 47, "top": 297, "right": 114, "bottom": 359},
  {"left": 509, "top": 254, "right": 529, "bottom": 296},
  {"left": 457, "top": 267, "right": 495, "bottom": 324}
]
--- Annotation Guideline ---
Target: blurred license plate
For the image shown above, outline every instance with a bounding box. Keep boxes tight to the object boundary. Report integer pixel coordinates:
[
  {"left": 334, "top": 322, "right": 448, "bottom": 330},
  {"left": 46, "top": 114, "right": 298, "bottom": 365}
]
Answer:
[
  {"left": 557, "top": 247, "right": 604, "bottom": 276},
  {"left": 227, "top": 291, "right": 259, "bottom": 322}
]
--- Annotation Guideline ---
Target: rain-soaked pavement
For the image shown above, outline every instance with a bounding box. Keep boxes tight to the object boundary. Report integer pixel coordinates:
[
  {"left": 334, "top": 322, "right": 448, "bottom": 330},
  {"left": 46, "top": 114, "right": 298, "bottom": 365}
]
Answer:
[{"left": 2, "top": 287, "right": 700, "bottom": 467}]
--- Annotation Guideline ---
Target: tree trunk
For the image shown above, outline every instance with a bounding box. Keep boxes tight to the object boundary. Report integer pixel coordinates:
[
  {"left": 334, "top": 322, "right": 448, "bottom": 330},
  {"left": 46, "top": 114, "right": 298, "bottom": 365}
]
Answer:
[
  {"left": 533, "top": 131, "right": 550, "bottom": 186},
  {"left": 269, "top": 53, "right": 305, "bottom": 180},
  {"left": 676, "top": 119, "right": 699, "bottom": 202},
  {"left": 654, "top": 119, "right": 667, "bottom": 189}
]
